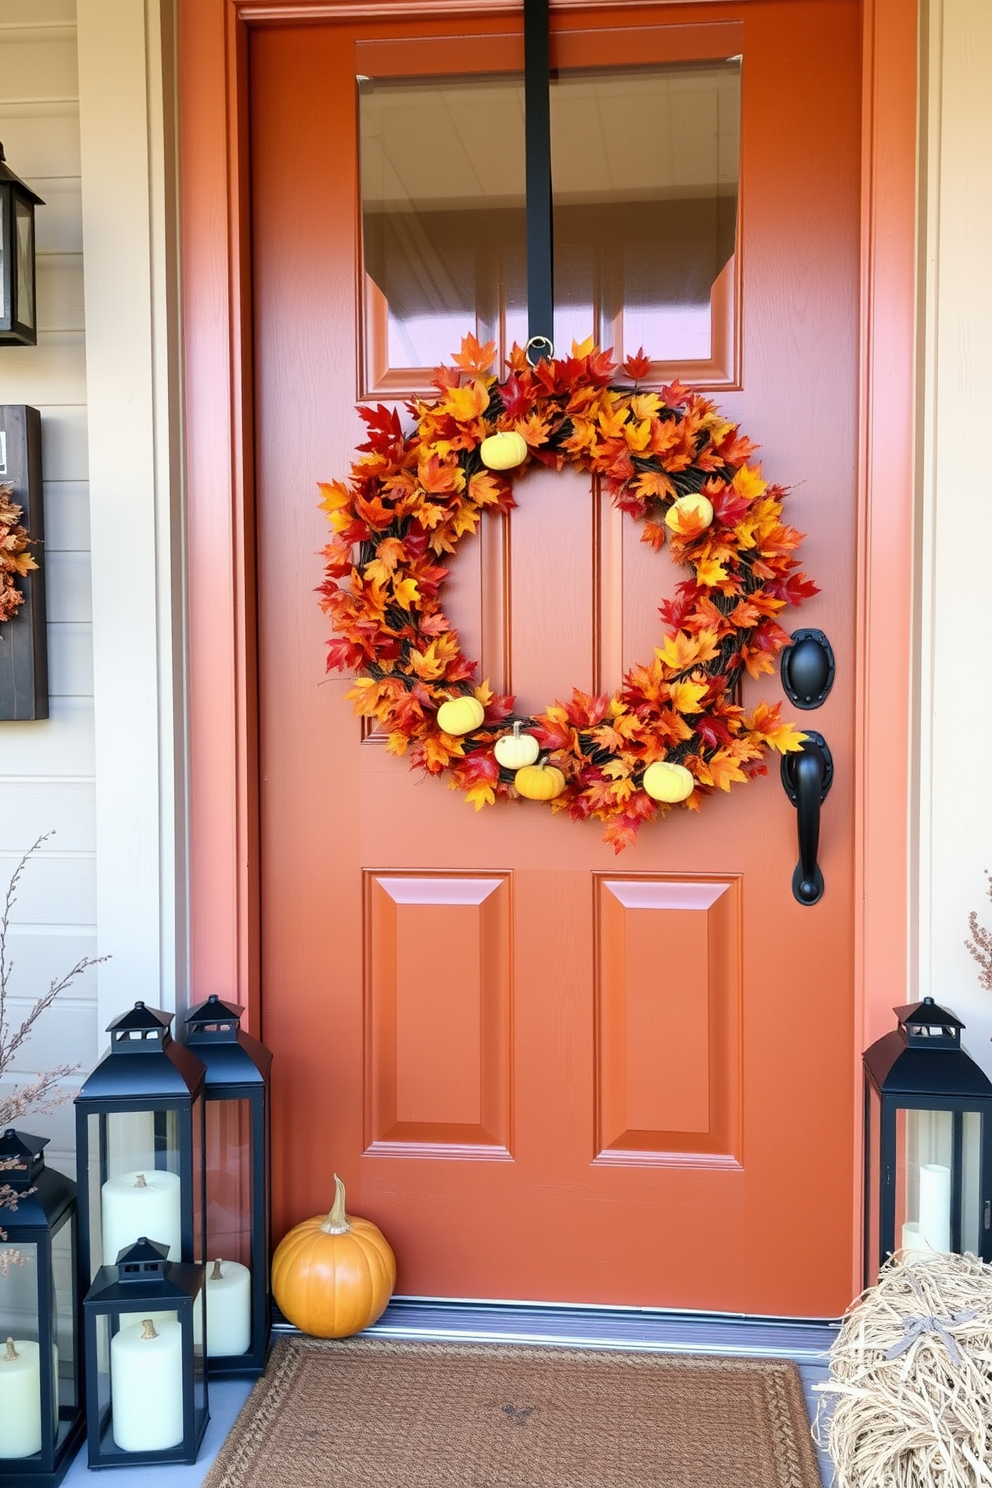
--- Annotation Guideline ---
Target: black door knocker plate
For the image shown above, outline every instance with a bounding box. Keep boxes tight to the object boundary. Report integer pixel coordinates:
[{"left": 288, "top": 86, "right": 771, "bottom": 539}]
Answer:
[
  {"left": 780, "top": 628, "right": 835, "bottom": 709},
  {"left": 781, "top": 731, "right": 833, "bottom": 906}
]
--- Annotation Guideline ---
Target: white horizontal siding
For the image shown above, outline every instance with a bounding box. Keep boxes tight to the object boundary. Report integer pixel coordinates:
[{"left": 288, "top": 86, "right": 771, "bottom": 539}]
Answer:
[
  {"left": 0, "top": 697, "right": 94, "bottom": 773},
  {"left": 0, "top": 781, "right": 94, "bottom": 849},
  {"left": 43, "top": 479, "right": 89, "bottom": 548},
  {"left": 0, "top": 1, "right": 97, "bottom": 1177}
]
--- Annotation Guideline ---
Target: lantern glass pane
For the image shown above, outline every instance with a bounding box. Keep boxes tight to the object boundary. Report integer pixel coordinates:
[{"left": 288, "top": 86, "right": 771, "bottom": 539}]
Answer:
[
  {"left": 51, "top": 1212, "right": 78, "bottom": 1423},
  {"left": 83, "top": 1109, "right": 184, "bottom": 1277},
  {"left": 0, "top": 191, "right": 6, "bottom": 321},
  {"left": 899, "top": 1109, "right": 953, "bottom": 1253},
  {"left": 14, "top": 198, "right": 34, "bottom": 330},
  {"left": 961, "top": 1111, "right": 982, "bottom": 1255},
  {"left": 0, "top": 1242, "right": 52, "bottom": 1460},
  {"left": 865, "top": 1081, "right": 880, "bottom": 1278},
  {"left": 206, "top": 1098, "right": 252, "bottom": 1267}
]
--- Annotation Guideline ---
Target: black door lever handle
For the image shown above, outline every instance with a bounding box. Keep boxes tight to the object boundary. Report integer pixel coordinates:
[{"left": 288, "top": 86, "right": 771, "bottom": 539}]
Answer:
[{"left": 780, "top": 732, "right": 833, "bottom": 905}]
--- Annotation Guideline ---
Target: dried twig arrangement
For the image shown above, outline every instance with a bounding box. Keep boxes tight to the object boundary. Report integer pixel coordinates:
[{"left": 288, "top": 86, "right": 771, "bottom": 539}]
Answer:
[
  {"left": 0, "top": 834, "right": 104, "bottom": 1273},
  {"left": 815, "top": 1250, "right": 992, "bottom": 1487},
  {"left": 964, "top": 871, "right": 992, "bottom": 992}
]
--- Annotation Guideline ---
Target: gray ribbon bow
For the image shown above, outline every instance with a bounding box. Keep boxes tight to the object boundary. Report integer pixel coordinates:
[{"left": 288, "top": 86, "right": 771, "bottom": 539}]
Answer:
[{"left": 884, "top": 1274, "right": 975, "bottom": 1366}]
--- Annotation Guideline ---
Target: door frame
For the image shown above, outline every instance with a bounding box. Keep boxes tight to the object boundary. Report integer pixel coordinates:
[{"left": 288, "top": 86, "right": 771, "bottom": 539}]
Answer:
[{"left": 177, "top": 0, "right": 918, "bottom": 1297}]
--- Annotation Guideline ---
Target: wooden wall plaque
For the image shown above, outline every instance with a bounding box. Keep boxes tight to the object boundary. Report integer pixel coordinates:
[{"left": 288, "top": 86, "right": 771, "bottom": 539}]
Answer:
[{"left": 0, "top": 404, "right": 47, "bottom": 720}]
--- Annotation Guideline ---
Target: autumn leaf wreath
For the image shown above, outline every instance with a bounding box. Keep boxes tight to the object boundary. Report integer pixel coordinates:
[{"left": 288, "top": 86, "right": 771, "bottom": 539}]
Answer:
[{"left": 318, "top": 335, "right": 815, "bottom": 852}]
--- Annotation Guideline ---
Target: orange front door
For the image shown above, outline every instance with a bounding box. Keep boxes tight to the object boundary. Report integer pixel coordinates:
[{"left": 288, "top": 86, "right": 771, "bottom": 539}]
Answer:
[{"left": 251, "top": 0, "right": 862, "bottom": 1317}]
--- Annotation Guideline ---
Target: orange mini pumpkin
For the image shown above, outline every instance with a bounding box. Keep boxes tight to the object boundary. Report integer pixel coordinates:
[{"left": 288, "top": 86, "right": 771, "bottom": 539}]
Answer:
[
  {"left": 514, "top": 758, "right": 566, "bottom": 801},
  {"left": 271, "top": 1174, "right": 396, "bottom": 1338}
]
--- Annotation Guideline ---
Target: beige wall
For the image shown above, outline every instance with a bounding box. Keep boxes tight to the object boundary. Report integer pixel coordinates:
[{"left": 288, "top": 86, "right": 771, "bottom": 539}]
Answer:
[
  {"left": 0, "top": 0, "right": 95, "bottom": 1173},
  {"left": 916, "top": 0, "right": 992, "bottom": 1071},
  {"left": 0, "top": 0, "right": 182, "bottom": 1173}
]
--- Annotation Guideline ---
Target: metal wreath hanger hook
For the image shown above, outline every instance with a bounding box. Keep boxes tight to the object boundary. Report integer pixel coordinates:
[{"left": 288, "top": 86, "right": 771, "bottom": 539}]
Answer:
[{"left": 525, "top": 335, "right": 554, "bottom": 366}]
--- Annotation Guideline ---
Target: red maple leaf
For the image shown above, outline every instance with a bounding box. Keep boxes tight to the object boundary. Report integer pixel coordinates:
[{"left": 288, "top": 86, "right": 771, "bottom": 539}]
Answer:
[
  {"left": 622, "top": 348, "right": 652, "bottom": 382},
  {"left": 356, "top": 404, "right": 404, "bottom": 452}
]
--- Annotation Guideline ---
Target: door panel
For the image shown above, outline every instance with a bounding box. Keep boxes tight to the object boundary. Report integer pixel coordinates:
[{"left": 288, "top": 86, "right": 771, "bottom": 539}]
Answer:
[{"left": 251, "top": 0, "right": 861, "bottom": 1315}]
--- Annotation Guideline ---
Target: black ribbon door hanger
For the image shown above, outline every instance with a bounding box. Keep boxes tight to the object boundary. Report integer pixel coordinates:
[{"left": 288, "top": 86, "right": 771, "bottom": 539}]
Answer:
[{"left": 524, "top": 0, "right": 554, "bottom": 361}]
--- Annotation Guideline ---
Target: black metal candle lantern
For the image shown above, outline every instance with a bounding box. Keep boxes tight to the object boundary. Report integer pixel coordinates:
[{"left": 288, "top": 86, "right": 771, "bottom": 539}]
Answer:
[
  {"left": 0, "top": 1131, "right": 83, "bottom": 1487},
  {"left": 182, "top": 995, "right": 272, "bottom": 1376},
  {"left": 74, "top": 1003, "right": 207, "bottom": 1293},
  {"left": 863, "top": 996, "right": 992, "bottom": 1284},
  {"left": 0, "top": 143, "right": 44, "bottom": 346},
  {"left": 82, "top": 1238, "right": 207, "bottom": 1467}
]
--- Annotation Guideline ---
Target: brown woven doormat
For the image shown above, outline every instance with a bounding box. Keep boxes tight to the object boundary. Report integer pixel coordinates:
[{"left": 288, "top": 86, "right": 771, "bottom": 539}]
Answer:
[{"left": 203, "top": 1335, "right": 822, "bottom": 1488}]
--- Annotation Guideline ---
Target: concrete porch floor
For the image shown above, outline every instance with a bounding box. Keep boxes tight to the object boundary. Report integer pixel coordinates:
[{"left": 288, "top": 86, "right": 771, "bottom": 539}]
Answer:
[{"left": 59, "top": 1300, "right": 837, "bottom": 1485}]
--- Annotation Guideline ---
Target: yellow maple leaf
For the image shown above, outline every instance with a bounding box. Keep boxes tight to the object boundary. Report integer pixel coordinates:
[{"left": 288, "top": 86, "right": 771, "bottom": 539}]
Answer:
[
  {"left": 392, "top": 576, "right": 421, "bottom": 610},
  {"left": 461, "top": 779, "right": 497, "bottom": 810},
  {"left": 745, "top": 702, "right": 807, "bottom": 753},
  {"left": 441, "top": 379, "right": 490, "bottom": 423},
  {"left": 421, "top": 732, "right": 464, "bottom": 771},
  {"left": 318, "top": 480, "right": 354, "bottom": 532},
  {"left": 656, "top": 629, "right": 721, "bottom": 673},
  {"left": 730, "top": 463, "right": 768, "bottom": 501},
  {"left": 695, "top": 554, "right": 731, "bottom": 587},
  {"left": 669, "top": 678, "right": 708, "bottom": 715}
]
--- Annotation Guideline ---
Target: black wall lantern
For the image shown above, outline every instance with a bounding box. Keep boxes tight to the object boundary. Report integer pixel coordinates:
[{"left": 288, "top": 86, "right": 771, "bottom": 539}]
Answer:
[
  {"left": 74, "top": 1003, "right": 207, "bottom": 1293},
  {"left": 0, "top": 1130, "right": 83, "bottom": 1487},
  {"left": 82, "top": 1238, "right": 207, "bottom": 1467},
  {"left": 863, "top": 996, "right": 992, "bottom": 1284},
  {"left": 0, "top": 143, "right": 44, "bottom": 347},
  {"left": 182, "top": 995, "right": 272, "bottom": 1376}
]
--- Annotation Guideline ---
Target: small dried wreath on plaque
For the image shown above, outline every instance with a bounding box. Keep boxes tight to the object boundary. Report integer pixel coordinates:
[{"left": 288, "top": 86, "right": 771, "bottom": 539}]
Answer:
[
  {"left": 0, "top": 483, "right": 37, "bottom": 624},
  {"left": 318, "top": 336, "right": 815, "bottom": 851}
]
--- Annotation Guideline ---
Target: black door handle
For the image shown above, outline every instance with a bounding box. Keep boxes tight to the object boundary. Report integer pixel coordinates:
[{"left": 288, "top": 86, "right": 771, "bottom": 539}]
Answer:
[{"left": 780, "top": 732, "right": 833, "bottom": 905}]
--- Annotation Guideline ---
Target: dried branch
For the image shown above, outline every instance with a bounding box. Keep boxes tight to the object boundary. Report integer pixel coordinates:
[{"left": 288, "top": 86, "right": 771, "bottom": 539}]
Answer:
[
  {"left": 965, "top": 872, "right": 992, "bottom": 993},
  {"left": 0, "top": 834, "right": 107, "bottom": 1257}
]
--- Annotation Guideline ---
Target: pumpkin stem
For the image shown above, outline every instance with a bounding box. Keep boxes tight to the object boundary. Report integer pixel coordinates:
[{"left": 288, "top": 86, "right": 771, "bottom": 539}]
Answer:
[
  {"left": 321, "top": 1173, "right": 351, "bottom": 1235},
  {"left": 210, "top": 1258, "right": 224, "bottom": 1281},
  {"left": 140, "top": 1319, "right": 159, "bottom": 1340},
  {"left": 4, "top": 1338, "right": 18, "bottom": 1362}
]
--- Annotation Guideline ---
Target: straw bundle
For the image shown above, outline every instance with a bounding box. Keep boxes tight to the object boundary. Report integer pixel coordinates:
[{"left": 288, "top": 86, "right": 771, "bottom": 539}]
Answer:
[{"left": 815, "top": 1251, "right": 992, "bottom": 1487}]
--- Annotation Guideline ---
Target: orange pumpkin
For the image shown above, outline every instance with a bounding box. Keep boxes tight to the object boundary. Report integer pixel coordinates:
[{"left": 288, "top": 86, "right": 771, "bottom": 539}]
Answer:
[
  {"left": 514, "top": 758, "right": 566, "bottom": 801},
  {"left": 271, "top": 1174, "right": 396, "bottom": 1338}
]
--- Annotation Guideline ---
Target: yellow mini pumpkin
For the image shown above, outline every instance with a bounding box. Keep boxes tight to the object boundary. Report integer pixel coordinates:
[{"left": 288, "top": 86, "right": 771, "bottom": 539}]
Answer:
[
  {"left": 271, "top": 1174, "right": 396, "bottom": 1339},
  {"left": 664, "top": 492, "right": 714, "bottom": 532},
  {"left": 479, "top": 430, "right": 528, "bottom": 471},
  {"left": 514, "top": 758, "right": 566, "bottom": 801},
  {"left": 493, "top": 720, "right": 540, "bottom": 770},
  {"left": 436, "top": 694, "right": 485, "bottom": 735},
  {"left": 642, "top": 760, "right": 695, "bottom": 803}
]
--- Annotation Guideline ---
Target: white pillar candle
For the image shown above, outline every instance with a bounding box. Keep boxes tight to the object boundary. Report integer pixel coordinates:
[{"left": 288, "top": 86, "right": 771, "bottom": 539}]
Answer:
[
  {"left": 101, "top": 1170, "right": 181, "bottom": 1265},
  {"left": 901, "top": 1220, "right": 928, "bottom": 1251},
  {"left": 193, "top": 1258, "right": 251, "bottom": 1356},
  {"left": 0, "top": 1338, "right": 42, "bottom": 1458},
  {"left": 110, "top": 1317, "right": 184, "bottom": 1452},
  {"left": 919, "top": 1162, "right": 952, "bottom": 1252}
]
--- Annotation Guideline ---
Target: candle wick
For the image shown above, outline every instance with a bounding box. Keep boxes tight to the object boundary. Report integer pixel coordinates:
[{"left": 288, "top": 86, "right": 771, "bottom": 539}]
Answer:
[
  {"left": 210, "top": 1258, "right": 224, "bottom": 1281},
  {"left": 4, "top": 1337, "right": 18, "bottom": 1362},
  {"left": 134, "top": 1173, "right": 148, "bottom": 1188},
  {"left": 140, "top": 1319, "right": 159, "bottom": 1340}
]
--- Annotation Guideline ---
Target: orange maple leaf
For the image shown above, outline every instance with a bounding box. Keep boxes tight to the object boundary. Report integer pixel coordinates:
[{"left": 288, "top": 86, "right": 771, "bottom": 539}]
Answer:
[
  {"left": 441, "top": 379, "right": 490, "bottom": 424},
  {"left": 452, "top": 334, "right": 497, "bottom": 376}
]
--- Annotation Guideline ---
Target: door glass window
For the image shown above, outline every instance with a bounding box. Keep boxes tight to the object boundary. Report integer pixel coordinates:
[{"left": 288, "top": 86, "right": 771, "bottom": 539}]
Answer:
[{"left": 359, "top": 57, "right": 740, "bottom": 394}]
